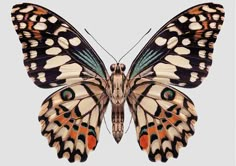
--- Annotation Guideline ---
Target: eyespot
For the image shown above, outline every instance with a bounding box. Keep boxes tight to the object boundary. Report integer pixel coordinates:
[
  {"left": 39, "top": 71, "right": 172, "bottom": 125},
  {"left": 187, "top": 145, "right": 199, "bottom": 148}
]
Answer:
[
  {"left": 161, "top": 88, "right": 175, "bottom": 100},
  {"left": 110, "top": 64, "right": 115, "bottom": 72},
  {"left": 61, "top": 88, "right": 75, "bottom": 101}
]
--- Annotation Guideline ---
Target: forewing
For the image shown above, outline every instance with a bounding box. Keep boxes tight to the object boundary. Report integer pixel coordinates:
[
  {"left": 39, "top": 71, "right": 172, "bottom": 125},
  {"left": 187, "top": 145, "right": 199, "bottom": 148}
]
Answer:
[
  {"left": 39, "top": 79, "right": 109, "bottom": 162},
  {"left": 127, "top": 3, "right": 224, "bottom": 88},
  {"left": 12, "top": 3, "right": 108, "bottom": 88},
  {"left": 127, "top": 80, "right": 197, "bottom": 162}
]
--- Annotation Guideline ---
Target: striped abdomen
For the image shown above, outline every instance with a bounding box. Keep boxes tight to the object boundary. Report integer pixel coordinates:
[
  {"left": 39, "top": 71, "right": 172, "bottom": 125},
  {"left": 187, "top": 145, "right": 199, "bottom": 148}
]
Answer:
[{"left": 112, "top": 103, "right": 124, "bottom": 143}]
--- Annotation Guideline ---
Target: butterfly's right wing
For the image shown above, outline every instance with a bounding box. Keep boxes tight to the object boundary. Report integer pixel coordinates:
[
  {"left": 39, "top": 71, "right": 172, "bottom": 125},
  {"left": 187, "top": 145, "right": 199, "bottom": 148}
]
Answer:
[
  {"left": 127, "top": 3, "right": 224, "bottom": 88},
  {"left": 12, "top": 3, "right": 109, "bottom": 88},
  {"left": 127, "top": 79, "right": 197, "bottom": 162},
  {"left": 39, "top": 79, "right": 109, "bottom": 162}
]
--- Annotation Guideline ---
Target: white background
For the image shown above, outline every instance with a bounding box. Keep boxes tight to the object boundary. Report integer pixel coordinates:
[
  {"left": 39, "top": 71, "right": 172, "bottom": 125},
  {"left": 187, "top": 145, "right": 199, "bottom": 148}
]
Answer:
[{"left": 0, "top": 0, "right": 235, "bottom": 165}]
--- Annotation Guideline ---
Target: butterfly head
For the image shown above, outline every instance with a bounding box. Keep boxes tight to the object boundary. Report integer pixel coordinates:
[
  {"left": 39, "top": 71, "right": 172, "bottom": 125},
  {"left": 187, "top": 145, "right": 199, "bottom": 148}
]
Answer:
[{"left": 110, "top": 63, "right": 126, "bottom": 74}]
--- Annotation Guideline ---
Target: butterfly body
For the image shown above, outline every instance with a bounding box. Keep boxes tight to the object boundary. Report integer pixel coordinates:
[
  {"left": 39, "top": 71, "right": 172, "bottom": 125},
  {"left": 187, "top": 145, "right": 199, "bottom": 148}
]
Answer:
[
  {"left": 108, "top": 63, "right": 127, "bottom": 142},
  {"left": 12, "top": 2, "right": 224, "bottom": 163}
]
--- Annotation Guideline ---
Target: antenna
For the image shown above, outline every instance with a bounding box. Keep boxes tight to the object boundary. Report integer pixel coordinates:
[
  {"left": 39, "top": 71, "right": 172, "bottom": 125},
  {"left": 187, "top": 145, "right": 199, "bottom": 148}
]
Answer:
[
  {"left": 118, "top": 28, "right": 151, "bottom": 63},
  {"left": 85, "top": 29, "right": 117, "bottom": 63}
]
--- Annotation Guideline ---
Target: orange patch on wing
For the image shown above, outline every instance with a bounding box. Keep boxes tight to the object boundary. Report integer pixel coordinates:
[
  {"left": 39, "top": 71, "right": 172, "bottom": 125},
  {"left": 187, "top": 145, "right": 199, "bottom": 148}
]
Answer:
[
  {"left": 139, "top": 135, "right": 149, "bottom": 150},
  {"left": 202, "top": 21, "right": 209, "bottom": 30},
  {"left": 194, "top": 21, "right": 209, "bottom": 39},
  {"left": 70, "top": 129, "right": 77, "bottom": 140},
  {"left": 34, "top": 6, "right": 48, "bottom": 15},
  {"left": 188, "top": 6, "right": 202, "bottom": 15},
  {"left": 159, "top": 129, "right": 167, "bottom": 140},
  {"left": 55, "top": 115, "right": 69, "bottom": 124},
  {"left": 27, "top": 21, "right": 42, "bottom": 40},
  {"left": 87, "top": 135, "right": 97, "bottom": 150},
  {"left": 28, "top": 21, "right": 34, "bottom": 30},
  {"left": 148, "top": 126, "right": 156, "bottom": 134},
  {"left": 168, "top": 114, "right": 180, "bottom": 124},
  {"left": 79, "top": 126, "right": 88, "bottom": 134}
]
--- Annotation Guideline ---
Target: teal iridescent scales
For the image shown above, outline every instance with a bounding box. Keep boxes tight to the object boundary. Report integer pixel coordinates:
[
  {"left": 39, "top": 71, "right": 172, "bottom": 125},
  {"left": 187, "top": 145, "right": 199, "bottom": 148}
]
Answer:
[
  {"left": 127, "top": 3, "right": 224, "bottom": 88},
  {"left": 12, "top": 2, "right": 224, "bottom": 163},
  {"left": 12, "top": 3, "right": 108, "bottom": 89}
]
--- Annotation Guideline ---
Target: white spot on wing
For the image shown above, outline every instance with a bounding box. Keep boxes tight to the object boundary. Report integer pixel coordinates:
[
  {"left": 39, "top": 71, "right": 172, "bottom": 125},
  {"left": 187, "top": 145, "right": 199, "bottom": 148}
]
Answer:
[
  {"left": 199, "top": 15, "right": 206, "bottom": 21},
  {"left": 54, "top": 26, "right": 67, "bottom": 35},
  {"left": 58, "top": 37, "right": 69, "bottom": 49},
  {"left": 190, "top": 72, "right": 198, "bottom": 82},
  {"left": 167, "top": 37, "right": 178, "bottom": 49},
  {"left": 165, "top": 55, "right": 192, "bottom": 69},
  {"left": 44, "top": 56, "right": 71, "bottom": 69},
  {"left": 12, "top": 7, "right": 20, "bottom": 13},
  {"left": 48, "top": 16, "right": 58, "bottom": 23},
  {"left": 154, "top": 63, "right": 180, "bottom": 79},
  {"left": 23, "top": 31, "right": 31, "bottom": 38},
  {"left": 155, "top": 37, "right": 167, "bottom": 46},
  {"left": 178, "top": 16, "right": 188, "bottom": 23},
  {"left": 213, "top": 14, "right": 220, "bottom": 21},
  {"left": 216, "top": 7, "right": 224, "bottom": 13},
  {"left": 210, "top": 22, "right": 216, "bottom": 29},
  {"left": 202, "top": 5, "right": 217, "bottom": 13},
  {"left": 199, "top": 62, "right": 206, "bottom": 70},
  {"left": 174, "top": 47, "right": 190, "bottom": 55},
  {"left": 199, "top": 50, "right": 206, "bottom": 58},
  {"left": 190, "top": 17, "right": 196, "bottom": 22},
  {"left": 69, "top": 37, "right": 81, "bottom": 46},
  {"left": 205, "top": 31, "right": 213, "bottom": 38},
  {"left": 45, "top": 39, "right": 54, "bottom": 46},
  {"left": 182, "top": 38, "right": 191, "bottom": 46},
  {"left": 19, "top": 5, "right": 34, "bottom": 13},
  {"left": 46, "top": 47, "right": 62, "bottom": 55},
  {"left": 37, "top": 72, "right": 46, "bottom": 83},
  {"left": 30, "top": 63, "right": 37, "bottom": 70},
  {"left": 198, "top": 39, "right": 207, "bottom": 47},
  {"left": 168, "top": 26, "right": 182, "bottom": 35},
  {"left": 19, "top": 22, "right": 27, "bottom": 29},
  {"left": 16, "top": 14, "right": 23, "bottom": 21},
  {"left": 29, "top": 40, "right": 38, "bottom": 47},
  {"left": 189, "top": 22, "right": 202, "bottom": 30},
  {"left": 57, "top": 63, "right": 82, "bottom": 80},
  {"left": 34, "top": 22, "right": 47, "bottom": 30},
  {"left": 30, "top": 15, "right": 37, "bottom": 21},
  {"left": 30, "top": 50, "right": 37, "bottom": 58}
]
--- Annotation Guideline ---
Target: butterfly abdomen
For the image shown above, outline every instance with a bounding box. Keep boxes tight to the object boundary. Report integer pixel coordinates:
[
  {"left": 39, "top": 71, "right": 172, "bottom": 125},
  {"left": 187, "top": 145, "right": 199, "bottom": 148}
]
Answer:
[{"left": 112, "top": 102, "right": 124, "bottom": 143}]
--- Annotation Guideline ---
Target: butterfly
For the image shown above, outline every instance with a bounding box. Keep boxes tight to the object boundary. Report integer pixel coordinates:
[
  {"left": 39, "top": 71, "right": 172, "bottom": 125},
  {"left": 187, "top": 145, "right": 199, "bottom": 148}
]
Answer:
[{"left": 11, "top": 2, "right": 224, "bottom": 163}]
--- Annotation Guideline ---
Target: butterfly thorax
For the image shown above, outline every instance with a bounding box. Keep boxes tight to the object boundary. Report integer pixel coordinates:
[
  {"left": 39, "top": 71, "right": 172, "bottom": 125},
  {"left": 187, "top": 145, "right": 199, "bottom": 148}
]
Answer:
[{"left": 108, "top": 63, "right": 127, "bottom": 143}]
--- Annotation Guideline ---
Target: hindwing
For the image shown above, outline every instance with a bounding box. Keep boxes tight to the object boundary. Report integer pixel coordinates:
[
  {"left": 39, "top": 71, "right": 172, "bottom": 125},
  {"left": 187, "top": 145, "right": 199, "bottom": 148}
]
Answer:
[
  {"left": 39, "top": 79, "right": 109, "bottom": 162},
  {"left": 127, "top": 79, "right": 197, "bottom": 162}
]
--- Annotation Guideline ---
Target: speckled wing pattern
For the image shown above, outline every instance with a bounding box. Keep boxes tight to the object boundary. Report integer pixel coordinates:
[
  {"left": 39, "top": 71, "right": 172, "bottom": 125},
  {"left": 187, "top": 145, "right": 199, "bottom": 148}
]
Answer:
[
  {"left": 39, "top": 80, "right": 109, "bottom": 162},
  {"left": 12, "top": 2, "right": 225, "bottom": 163},
  {"left": 11, "top": 3, "right": 108, "bottom": 89},
  {"left": 126, "top": 3, "right": 224, "bottom": 162},
  {"left": 127, "top": 3, "right": 224, "bottom": 88},
  {"left": 12, "top": 3, "right": 109, "bottom": 162}
]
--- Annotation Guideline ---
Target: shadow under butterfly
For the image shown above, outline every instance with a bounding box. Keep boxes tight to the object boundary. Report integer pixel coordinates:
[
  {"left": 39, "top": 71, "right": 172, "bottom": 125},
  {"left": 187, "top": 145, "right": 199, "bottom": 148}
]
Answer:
[{"left": 11, "top": 2, "right": 224, "bottom": 163}]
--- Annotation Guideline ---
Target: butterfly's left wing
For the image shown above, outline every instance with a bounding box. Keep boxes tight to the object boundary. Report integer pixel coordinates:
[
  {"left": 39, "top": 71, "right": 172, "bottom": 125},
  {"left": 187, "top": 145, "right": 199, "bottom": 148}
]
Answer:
[
  {"left": 12, "top": 3, "right": 109, "bottom": 88},
  {"left": 39, "top": 80, "right": 109, "bottom": 162},
  {"left": 127, "top": 80, "right": 196, "bottom": 162},
  {"left": 127, "top": 3, "right": 224, "bottom": 88}
]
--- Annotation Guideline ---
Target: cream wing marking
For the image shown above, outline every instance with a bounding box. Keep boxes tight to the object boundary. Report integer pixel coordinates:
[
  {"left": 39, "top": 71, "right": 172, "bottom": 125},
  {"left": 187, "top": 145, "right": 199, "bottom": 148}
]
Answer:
[
  {"left": 127, "top": 3, "right": 224, "bottom": 88},
  {"left": 11, "top": 3, "right": 108, "bottom": 88},
  {"left": 39, "top": 81, "right": 109, "bottom": 162}
]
